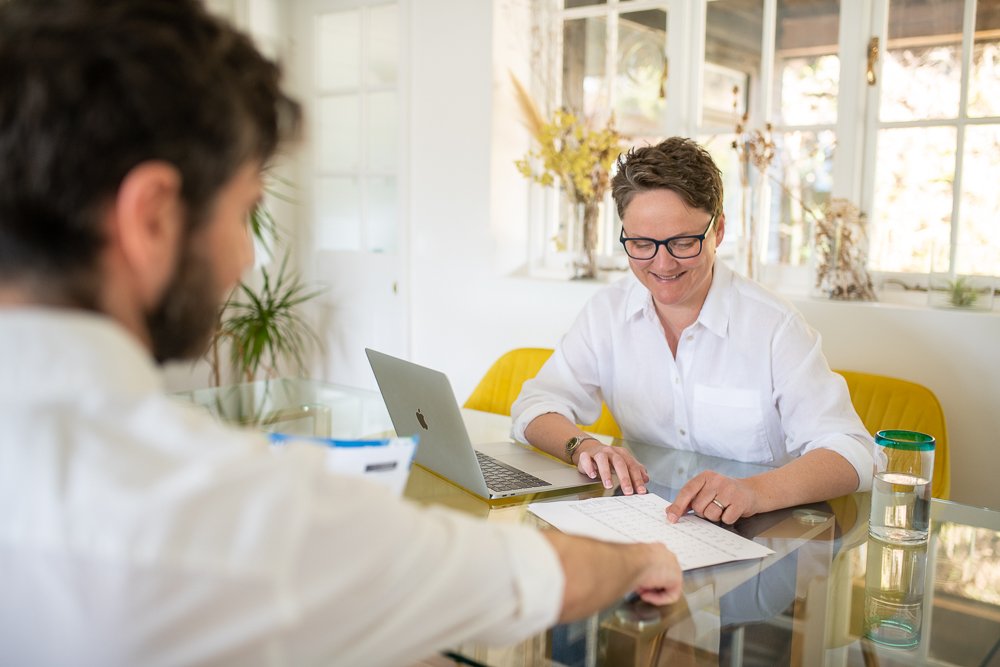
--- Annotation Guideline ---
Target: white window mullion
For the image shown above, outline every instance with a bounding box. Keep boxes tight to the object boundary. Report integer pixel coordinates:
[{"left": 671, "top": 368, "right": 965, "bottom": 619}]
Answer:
[
  {"left": 832, "top": 0, "right": 873, "bottom": 203},
  {"left": 664, "top": 0, "right": 697, "bottom": 137},
  {"left": 685, "top": 1, "right": 708, "bottom": 139},
  {"left": 605, "top": 11, "right": 619, "bottom": 115},
  {"left": 859, "top": 0, "right": 889, "bottom": 221},
  {"left": 949, "top": 0, "right": 979, "bottom": 268},
  {"left": 758, "top": 0, "right": 777, "bottom": 125}
]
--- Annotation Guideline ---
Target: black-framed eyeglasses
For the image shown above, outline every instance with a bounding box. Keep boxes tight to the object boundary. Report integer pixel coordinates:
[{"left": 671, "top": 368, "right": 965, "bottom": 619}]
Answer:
[{"left": 619, "top": 214, "right": 717, "bottom": 260}]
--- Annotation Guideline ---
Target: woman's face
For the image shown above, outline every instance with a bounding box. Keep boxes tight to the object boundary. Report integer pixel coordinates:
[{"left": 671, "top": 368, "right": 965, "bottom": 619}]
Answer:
[{"left": 621, "top": 188, "right": 724, "bottom": 314}]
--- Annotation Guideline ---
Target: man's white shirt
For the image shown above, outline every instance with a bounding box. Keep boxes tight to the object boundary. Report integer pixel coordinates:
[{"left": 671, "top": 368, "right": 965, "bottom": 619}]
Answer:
[{"left": 0, "top": 308, "right": 563, "bottom": 667}]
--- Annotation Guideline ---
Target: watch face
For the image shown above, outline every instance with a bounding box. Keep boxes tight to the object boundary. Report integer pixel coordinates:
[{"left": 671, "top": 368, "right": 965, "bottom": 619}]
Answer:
[{"left": 565, "top": 436, "right": 582, "bottom": 457}]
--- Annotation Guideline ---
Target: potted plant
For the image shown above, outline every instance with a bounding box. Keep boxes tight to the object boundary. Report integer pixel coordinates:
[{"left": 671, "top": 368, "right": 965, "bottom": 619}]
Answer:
[
  {"left": 927, "top": 244, "right": 995, "bottom": 311},
  {"left": 207, "top": 193, "right": 324, "bottom": 386}
]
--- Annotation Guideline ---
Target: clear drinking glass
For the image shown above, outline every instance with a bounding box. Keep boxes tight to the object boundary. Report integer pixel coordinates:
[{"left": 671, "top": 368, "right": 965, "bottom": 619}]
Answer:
[
  {"left": 870, "top": 430, "right": 935, "bottom": 543},
  {"left": 863, "top": 535, "right": 928, "bottom": 648}
]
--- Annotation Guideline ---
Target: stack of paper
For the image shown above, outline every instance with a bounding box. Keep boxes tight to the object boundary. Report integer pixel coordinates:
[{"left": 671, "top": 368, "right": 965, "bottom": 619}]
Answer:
[
  {"left": 528, "top": 493, "right": 773, "bottom": 570},
  {"left": 269, "top": 433, "right": 418, "bottom": 496}
]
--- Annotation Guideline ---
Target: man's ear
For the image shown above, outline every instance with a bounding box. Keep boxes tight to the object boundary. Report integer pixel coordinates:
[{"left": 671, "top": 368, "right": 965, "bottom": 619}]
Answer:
[
  {"left": 714, "top": 212, "right": 726, "bottom": 247},
  {"left": 108, "top": 161, "right": 184, "bottom": 306}
]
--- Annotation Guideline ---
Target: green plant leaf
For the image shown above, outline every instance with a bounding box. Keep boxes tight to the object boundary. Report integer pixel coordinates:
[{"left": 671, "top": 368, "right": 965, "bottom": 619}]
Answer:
[{"left": 217, "top": 249, "right": 323, "bottom": 383}]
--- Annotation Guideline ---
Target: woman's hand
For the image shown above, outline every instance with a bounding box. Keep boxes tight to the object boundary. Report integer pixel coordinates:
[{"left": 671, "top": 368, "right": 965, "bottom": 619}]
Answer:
[
  {"left": 574, "top": 440, "right": 650, "bottom": 494},
  {"left": 665, "top": 471, "right": 757, "bottom": 525}
]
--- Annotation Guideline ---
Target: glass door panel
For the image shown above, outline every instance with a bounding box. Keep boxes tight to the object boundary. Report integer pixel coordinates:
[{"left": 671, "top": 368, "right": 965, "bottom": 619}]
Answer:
[
  {"left": 367, "top": 3, "right": 398, "bottom": 86},
  {"left": 880, "top": 0, "right": 964, "bottom": 122},
  {"left": 315, "top": 176, "right": 362, "bottom": 251},
  {"left": 957, "top": 124, "right": 1000, "bottom": 274},
  {"left": 316, "top": 95, "right": 361, "bottom": 173},
  {"left": 615, "top": 9, "right": 667, "bottom": 137},
  {"left": 562, "top": 16, "right": 609, "bottom": 117},
  {"left": 316, "top": 10, "right": 361, "bottom": 90},
  {"left": 870, "top": 126, "right": 956, "bottom": 272}
]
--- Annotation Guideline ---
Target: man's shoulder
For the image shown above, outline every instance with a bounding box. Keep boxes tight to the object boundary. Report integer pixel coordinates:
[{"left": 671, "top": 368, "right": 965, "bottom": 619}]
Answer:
[{"left": 2, "top": 389, "right": 319, "bottom": 567}]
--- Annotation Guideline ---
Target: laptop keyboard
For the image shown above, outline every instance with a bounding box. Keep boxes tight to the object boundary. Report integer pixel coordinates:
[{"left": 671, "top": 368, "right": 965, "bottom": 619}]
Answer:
[{"left": 475, "top": 450, "right": 551, "bottom": 492}]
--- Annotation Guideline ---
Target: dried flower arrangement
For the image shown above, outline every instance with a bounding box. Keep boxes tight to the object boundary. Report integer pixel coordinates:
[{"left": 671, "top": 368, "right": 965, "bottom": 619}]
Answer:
[
  {"left": 814, "top": 198, "right": 877, "bottom": 301},
  {"left": 731, "top": 86, "right": 776, "bottom": 280},
  {"left": 511, "top": 75, "right": 622, "bottom": 279}
]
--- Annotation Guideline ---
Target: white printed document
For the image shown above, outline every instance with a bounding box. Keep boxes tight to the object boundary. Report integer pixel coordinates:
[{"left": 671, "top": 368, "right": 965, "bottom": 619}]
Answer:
[{"left": 528, "top": 493, "right": 774, "bottom": 571}]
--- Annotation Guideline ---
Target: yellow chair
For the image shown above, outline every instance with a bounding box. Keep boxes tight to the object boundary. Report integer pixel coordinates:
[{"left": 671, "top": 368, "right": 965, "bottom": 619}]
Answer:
[
  {"left": 464, "top": 347, "right": 622, "bottom": 437},
  {"left": 835, "top": 370, "right": 950, "bottom": 499}
]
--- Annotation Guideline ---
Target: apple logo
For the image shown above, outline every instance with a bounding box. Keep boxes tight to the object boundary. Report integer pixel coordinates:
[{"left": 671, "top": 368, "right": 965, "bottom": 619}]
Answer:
[{"left": 415, "top": 409, "right": 429, "bottom": 430}]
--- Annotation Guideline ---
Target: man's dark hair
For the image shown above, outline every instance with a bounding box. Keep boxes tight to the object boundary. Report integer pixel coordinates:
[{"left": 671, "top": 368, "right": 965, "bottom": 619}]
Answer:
[
  {"left": 610, "top": 137, "right": 724, "bottom": 221},
  {"left": 0, "top": 0, "right": 301, "bottom": 306}
]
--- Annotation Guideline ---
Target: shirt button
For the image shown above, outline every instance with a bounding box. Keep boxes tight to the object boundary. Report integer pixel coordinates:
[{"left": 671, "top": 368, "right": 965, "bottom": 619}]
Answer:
[
  {"left": 679, "top": 428, "right": 686, "bottom": 436},
  {"left": 674, "top": 377, "right": 680, "bottom": 384},
  {"left": 686, "top": 335, "right": 694, "bottom": 341}
]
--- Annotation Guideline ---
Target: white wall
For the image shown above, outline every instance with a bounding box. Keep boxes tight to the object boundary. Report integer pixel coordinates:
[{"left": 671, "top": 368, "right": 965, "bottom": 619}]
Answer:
[
  {"left": 792, "top": 299, "right": 1000, "bottom": 510},
  {"left": 404, "top": 0, "right": 1000, "bottom": 510}
]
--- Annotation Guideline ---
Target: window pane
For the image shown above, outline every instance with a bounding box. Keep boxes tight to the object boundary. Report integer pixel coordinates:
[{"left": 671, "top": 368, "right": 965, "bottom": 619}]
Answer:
[
  {"left": 562, "top": 16, "right": 608, "bottom": 117},
  {"left": 767, "top": 130, "right": 835, "bottom": 265},
  {"left": 881, "top": 0, "right": 963, "bottom": 122},
  {"left": 565, "top": 0, "right": 606, "bottom": 7},
  {"left": 367, "top": 176, "right": 398, "bottom": 254},
  {"left": 367, "top": 3, "right": 398, "bottom": 87},
  {"left": 958, "top": 124, "right": 1000, "bottom": 274},
  {"left": 700, "top": 133, "right": 745, "bottom": 264},
  {"left": 775, "top": 0, "right": 840, "bottom": 126},
  {"left": 616, "top": 10, "right": 667, "bottom": 136},
  {"left": 969, "top": 0, "right": 1000, "bottom": 118},
  {"left": 778, "top": 55, "right": 839, "bottom": 126},
  {"left": 315, "top": 176, "right": 361, "bottom": 251},
  {"left": 870, "top": 127, "right": 956, "bottom": 272},
  {"left": 315, "top": 95, "right": 360, "bottom": 173},
  {"left": 367, "top": 91, "right": 397, "bottom": 172},
  {"left": 316, "top": 10, "right": 360, "bottom": 90},
  {"left": 704, "top": 0, "right": 762, "bottom": 127}
]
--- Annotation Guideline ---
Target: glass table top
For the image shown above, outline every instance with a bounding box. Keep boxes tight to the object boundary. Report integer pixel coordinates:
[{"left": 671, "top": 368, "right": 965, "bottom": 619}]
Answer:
[{"left": 178, "top": 377, "right": 1000, "bottom": 667}]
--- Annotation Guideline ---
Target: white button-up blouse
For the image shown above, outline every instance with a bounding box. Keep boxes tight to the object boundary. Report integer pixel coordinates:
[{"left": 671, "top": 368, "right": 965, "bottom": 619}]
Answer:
[{"left": 512, "top": 261, "right": 874, "bottom": 490}]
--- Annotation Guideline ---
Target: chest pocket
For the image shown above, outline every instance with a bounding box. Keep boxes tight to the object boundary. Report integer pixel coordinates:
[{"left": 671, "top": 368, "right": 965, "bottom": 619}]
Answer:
[{"left": 691, "top": 384, "right": 770, "bottom": 462}]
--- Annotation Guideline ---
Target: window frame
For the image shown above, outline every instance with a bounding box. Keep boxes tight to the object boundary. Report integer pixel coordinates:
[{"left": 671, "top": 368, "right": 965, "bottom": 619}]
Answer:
[
  {"left": 534, "top": 0, "right": 1000, "bottom": 298},
  {"left": 862, "top": 0, "right": 1000, "bottom": 283}
]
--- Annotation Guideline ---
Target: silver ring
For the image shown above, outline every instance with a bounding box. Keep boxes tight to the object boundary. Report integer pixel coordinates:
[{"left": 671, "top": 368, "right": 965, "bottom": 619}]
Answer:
[{"left": 711, "top": 498, "right": 727, "bottom": 510}]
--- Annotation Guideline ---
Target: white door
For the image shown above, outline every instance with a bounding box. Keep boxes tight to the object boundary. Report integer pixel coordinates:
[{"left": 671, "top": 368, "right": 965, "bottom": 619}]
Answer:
[{"left": 293, "top": 0, "right": 409, "bottom": 389}]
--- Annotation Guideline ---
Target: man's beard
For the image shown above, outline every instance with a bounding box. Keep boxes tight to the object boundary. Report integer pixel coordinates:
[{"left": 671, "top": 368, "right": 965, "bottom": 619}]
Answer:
[{"left": 146, "top": 239, "right": 225, "bottom": 364}]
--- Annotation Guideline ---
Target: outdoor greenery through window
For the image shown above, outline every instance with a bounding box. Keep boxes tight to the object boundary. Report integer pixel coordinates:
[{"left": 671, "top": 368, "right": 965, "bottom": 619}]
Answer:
[{"left": 539, "top": 0, "right": 1000, "bottom": 290}]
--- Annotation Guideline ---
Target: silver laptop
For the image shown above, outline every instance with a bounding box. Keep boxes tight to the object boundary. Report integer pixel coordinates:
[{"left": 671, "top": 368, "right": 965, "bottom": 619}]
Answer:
[{"left": 365, "top": 348, "right": 600, "bottom": 500}]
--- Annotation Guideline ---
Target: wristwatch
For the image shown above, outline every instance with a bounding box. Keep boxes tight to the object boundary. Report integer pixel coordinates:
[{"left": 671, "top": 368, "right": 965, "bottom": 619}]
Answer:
[{"left": 565, "top": 435, "right": 598, "bottom": 462}]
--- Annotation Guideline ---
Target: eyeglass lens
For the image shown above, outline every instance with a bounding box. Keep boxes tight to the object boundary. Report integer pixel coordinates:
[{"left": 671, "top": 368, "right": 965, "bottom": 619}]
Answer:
[{"left": 622, "top": 236, "right": 703, "bottom": 260}]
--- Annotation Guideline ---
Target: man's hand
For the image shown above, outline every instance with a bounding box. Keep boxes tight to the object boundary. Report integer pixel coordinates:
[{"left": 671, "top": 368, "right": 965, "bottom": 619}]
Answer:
[
  {"left": 665, "top": 471, "right": 757, "bottom": 525},
  {"left": 544, "top": 533, "right": 683, "bottom": 621},
  {"left": 632, "top": 543, "right": 683, "bottom": 605},
  {"left": 575, "top": 440, "right": 649, "bottom": 494}
]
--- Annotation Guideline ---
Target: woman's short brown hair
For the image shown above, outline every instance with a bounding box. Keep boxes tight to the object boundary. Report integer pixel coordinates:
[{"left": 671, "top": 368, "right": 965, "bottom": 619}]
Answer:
[{"left": 611, "top": 137, "right": 724, "bottom": 220}]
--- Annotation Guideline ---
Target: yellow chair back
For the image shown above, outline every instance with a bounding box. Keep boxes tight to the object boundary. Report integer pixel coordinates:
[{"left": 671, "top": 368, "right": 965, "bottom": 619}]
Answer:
[
  {"left": 835, "top": 370, "right": 950, "bottom": 499},
  {"left": 464, "top": 348, "right": 622, "bottom": 437}
]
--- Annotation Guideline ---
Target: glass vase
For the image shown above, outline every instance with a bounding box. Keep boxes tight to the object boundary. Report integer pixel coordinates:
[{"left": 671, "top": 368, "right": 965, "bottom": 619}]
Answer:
[{"left": 568, "top": 199, "right": 600, "bottom": 280}]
